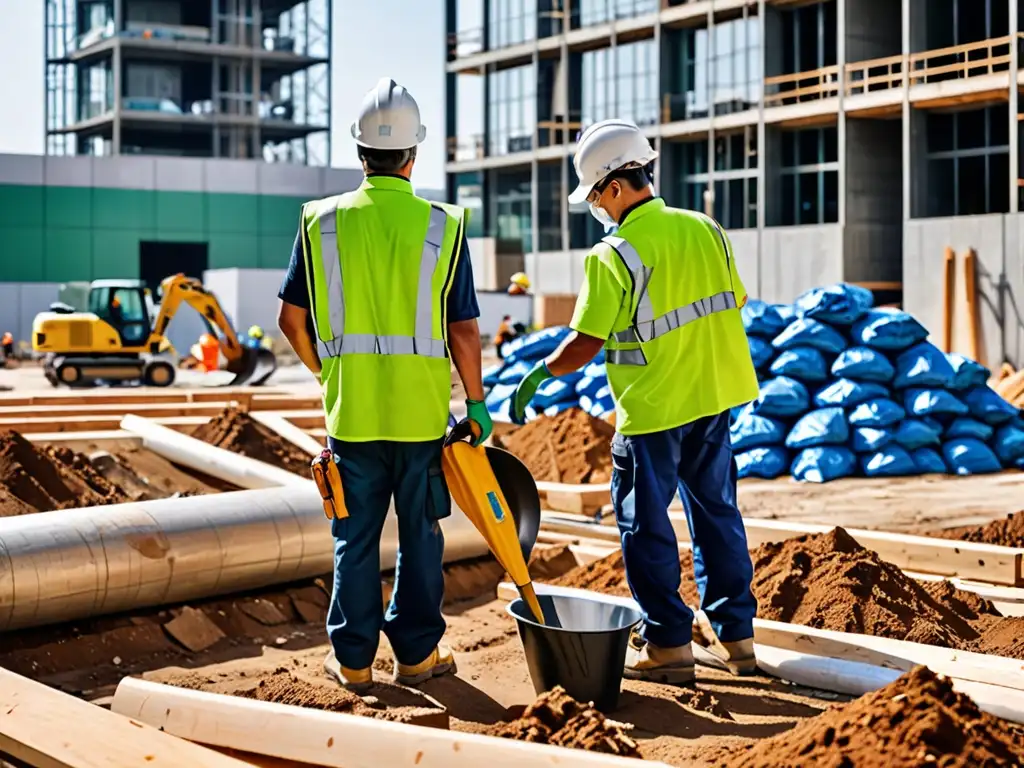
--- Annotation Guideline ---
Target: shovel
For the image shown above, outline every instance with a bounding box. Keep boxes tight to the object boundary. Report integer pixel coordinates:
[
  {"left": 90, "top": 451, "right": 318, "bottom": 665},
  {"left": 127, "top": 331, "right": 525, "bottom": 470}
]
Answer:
[{"left": 442, "top": 420, "right": 545, "bottom": 624}]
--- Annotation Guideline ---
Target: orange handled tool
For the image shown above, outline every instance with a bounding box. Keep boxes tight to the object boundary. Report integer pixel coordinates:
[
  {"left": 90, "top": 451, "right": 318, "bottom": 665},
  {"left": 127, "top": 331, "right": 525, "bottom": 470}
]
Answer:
[{"left": 311, "top": 449, "right": 348, "bottom": 520}]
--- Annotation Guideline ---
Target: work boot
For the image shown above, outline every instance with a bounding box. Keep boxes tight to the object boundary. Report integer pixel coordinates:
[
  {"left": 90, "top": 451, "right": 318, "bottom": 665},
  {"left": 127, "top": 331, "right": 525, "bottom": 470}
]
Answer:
[
  {"left": 623, "top": 630, "right": 695, "bottom": 685},
  {"left": 691, "top": 610, "right": 757, "bottom": 676},
  {"left": 394, "top": 645, "right": 457, "bottom": 686},
  {"left": 323, "top": 649, "right": 373, "bottom": 693}
]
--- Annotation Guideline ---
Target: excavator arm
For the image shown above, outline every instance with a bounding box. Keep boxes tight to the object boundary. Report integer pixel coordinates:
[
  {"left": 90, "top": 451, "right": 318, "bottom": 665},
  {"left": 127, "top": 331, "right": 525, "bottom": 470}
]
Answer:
[{"left": 149, "top": 274, "right": 277, "bottom": 385}]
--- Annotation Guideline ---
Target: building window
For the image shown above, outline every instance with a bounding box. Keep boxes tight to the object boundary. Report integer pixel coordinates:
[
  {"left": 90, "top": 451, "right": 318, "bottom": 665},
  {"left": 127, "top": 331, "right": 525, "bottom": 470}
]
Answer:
[
  {"left": 670, "top": 131, "right": 757, "bottom": 229},
  {"left": 663, "top": 28, "right": 708, "bottom": 121},
  {"left": 779, "top": 127, "right": 839, "bottom": 225},
  {"left": 781, "top": 0, "right": 837, "bottom": 73},
  {"left": 454, "top": 172, "right": 484, "bottom": 239},
  {"left": 537, "top": 163, "right": 563, "bottom": 251},
  {"left": 710, "top": 16, "right": 761, "bottom": 115},
  {"left": 574, "top": 0, "right": 658, "bottom": 28},
  {"left": 490, "top": 168, "right": 533, "bottom": 254},
  {"left": 925, "top": 106, "right": 1009, "bottom": 217},
  {"left": 489, "top": 0, "right": 536, "bottom": 50},
  {"left": 487, "top": 65, "right": 536, "bottom": 157},
  {"left": 581, "top": 39, "right": 658, "bottom": 128}
]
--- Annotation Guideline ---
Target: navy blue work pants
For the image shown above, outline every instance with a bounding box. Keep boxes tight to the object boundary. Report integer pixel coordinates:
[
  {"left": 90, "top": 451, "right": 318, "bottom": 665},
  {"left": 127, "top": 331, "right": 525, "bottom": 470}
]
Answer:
[
  {"left": 325, "top": 437, "right": 450, "bottom": 670},
  {"left": 611, "top": 411, "right": 756, "bottom": 648}
]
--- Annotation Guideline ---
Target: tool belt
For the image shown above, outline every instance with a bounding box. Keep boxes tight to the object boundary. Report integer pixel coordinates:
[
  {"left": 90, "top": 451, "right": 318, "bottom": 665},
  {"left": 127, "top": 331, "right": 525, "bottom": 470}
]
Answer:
[{"left": 310, "top": 449, "right": 348, "bottom": 520}]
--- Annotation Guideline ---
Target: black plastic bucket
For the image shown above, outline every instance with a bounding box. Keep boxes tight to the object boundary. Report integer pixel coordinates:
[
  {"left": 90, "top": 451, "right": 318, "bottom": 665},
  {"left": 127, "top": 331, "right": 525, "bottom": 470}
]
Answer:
[{"left": 507, "top": 592, "right": 642, "bottom": 712}]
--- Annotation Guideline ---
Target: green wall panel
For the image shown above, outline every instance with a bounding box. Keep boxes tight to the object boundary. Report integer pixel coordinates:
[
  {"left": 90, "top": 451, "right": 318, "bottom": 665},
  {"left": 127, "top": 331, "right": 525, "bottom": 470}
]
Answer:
[
  {"left": 258, "top": 234, "right": 295, "bottom": 269},
  {"left": 157, "top": 191, "right": 207, "bottom": 234},
  {"left": 0, "top": 186, "right": 44, "bottom": 227},
  {"left": 93, "top": 230, "right": 144, "bottom": 279},
  {"left": 44, "top": 228, "right": 93, "bottom": 281},
  {"left": 209, "top": 234, "right": 259, "bottom": 269},
  {"left": 258, "top": 196, "right": 305, "bottom": 237},
  {"left": 207, "top": 194, "right": 259, "bottom": 233},
  {"left": 0, "top": 228, "right": 45, "bottom": 281},
  {"left": 45, "top": 187, "right": 93, "bottom": 229},
  {"left": 93, "top": 189, "right": 156, "bottom": 230}
]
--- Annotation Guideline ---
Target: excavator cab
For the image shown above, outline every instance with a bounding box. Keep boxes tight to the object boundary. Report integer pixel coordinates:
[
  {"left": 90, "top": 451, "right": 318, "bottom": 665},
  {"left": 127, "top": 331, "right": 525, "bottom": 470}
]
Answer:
[{"left": 87, "top": 281, "right": 151, "bottom": 347}]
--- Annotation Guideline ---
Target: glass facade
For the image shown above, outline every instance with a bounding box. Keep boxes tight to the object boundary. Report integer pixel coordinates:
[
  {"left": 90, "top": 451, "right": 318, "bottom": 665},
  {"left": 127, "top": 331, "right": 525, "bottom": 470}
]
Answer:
[
  {"left": 574, "top": 0, "right": 658, "bottom": 28},
  {"left": 581, "top": 40, "right": 658, "bottom": 128},
  {"left": 488, "top": 0, "right": 536, "bottom": 49},
  {"left": 781, "top": 0, "right": 837, "bottom": 73},
  {"left": 453, "top": 171, "right": 484, "bottom": 239},
  {"left": 487, "top": 65, "right": 536, "bottom": 156},
  {"left": 925, "top": 106, "right": 1010, "bottom": 217},
  {"left": 668, "top": 130, "right": 757, "bottom": 229},
  {"left": 710, "top": 17, "right": 761, "bottom": 115},
  {"left": 490, "top": 168, "right": 533, "bottom": 253},
  {"left": 777, "top": 127, "right": 839, "bottom": 226}
]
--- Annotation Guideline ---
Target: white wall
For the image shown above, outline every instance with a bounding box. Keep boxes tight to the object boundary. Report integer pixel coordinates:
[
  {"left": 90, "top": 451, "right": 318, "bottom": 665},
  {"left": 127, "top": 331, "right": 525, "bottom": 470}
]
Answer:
[{"left": 0, "top": 283, "right": 60, "bottom": 348}]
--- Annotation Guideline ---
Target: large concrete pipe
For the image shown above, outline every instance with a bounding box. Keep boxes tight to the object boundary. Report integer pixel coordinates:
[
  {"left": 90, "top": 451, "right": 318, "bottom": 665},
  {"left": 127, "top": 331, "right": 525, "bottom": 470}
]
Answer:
[{"left": 0, "top": 485, "right": 488, "bottom": 632}]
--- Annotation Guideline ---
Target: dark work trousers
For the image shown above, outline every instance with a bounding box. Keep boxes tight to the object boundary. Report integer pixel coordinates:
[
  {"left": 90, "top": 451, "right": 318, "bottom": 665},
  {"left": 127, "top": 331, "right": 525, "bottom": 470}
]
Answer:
[
  {"left": 611, "top": 411, "right": 756, "bottom": 648},
  {"left": 325, "top": 436, "right": 450, "bottom": 670}
]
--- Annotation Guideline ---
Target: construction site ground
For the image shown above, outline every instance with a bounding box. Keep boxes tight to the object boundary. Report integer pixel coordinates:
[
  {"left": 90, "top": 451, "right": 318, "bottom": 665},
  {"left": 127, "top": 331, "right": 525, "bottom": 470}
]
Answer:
[{"left": 0, "top": 370, "right": 1022, "bottom": 765}]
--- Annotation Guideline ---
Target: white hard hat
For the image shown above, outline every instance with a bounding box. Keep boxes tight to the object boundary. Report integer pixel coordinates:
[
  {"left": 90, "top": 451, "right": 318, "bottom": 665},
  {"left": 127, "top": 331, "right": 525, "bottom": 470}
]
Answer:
[
  {"left": 350, "top": 77, "right": 426, "bottom": 150},
  {"left": 568, "top": 119, "right": 658, "bottom": 204}
]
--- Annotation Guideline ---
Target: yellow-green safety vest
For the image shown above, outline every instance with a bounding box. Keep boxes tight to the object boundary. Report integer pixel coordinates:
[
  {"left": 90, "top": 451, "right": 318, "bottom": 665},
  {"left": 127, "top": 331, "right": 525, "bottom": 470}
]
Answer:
[
  {"left": 598, "top": 200, "right": 758, "bottom": 435},
  {"left": 300, "top": 175, "right": 466, "bottom": 441}
]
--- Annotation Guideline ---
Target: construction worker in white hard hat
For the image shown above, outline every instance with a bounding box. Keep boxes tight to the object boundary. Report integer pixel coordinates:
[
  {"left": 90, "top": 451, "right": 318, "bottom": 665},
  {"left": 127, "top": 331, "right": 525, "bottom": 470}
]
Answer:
[
  {"left": 508, "top": 272, "right": 530, "bottom": 295},
  {"left": 276, "top": 77, "right": 490, "bottom": 693},
  {"left": 511, "top": 118, "right": 760, "bottom": 685}
]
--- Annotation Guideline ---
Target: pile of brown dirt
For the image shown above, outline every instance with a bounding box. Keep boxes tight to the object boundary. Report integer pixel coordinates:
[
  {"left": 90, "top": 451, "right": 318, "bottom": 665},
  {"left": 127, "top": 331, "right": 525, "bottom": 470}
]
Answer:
[
  {"left": 940, "top": 511, "right": 1024, "bottom": 548},
  {"left": 498, "top": 408, "right": 613, "bottom": 484},
  {"left": 492, "top": 686, "right": 641, "bottom": 758},
  {"left": 192, "top": 406, "right": 311, "bottom": 476},
  {"left": 551, "top": 530, "right": 1024, "bottom": 658},
  {"left": 0, "top": 430, "right": 130, "bottom": 516},
  {"left": 721, "top": 666, "right": 1024, "bottom": 767}
]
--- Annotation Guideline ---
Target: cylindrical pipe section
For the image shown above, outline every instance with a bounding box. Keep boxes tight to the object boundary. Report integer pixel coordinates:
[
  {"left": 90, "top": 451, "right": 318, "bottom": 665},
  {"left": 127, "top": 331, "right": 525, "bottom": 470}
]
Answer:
[{"left": 0, "top": 486, "right": 488, "bottom": 632}]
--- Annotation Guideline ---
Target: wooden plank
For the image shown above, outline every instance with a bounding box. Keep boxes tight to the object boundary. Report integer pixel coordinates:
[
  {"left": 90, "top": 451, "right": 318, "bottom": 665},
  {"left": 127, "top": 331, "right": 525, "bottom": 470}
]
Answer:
[
  {"left": 535, "top": 481, "right": 610, "bottom": 515},
  {"left": 23, "top": 430, "right": 142, "bottom": 445},
  {"left": 269, "top": 410, "right": 328, "bottom": 430},
  {"left": 0, "top": 415, "right": 212, "bottom": 434},
  {"left": 0, "top": 668, "right": 253, "bottom": 768},
  {"left": 251, "top": 412, "right": 322, "bottom": 456},
  {"left": 0, "top": 402, "right": 242, "bottom": 420}
]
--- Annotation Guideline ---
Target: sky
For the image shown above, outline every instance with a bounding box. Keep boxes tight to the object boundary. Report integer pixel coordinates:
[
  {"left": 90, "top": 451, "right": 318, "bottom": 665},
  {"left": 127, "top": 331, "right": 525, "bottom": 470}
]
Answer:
[{"left": 0, "top": 0, "right": 477, "bottom": 189}]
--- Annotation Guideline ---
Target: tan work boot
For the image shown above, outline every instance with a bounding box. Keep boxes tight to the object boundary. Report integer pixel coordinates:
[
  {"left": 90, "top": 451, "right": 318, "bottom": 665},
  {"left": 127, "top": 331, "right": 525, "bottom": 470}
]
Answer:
[
  {"left": 394, "top": 645, "right": 457, "bottom": 686},
  {"left": 323, "top": 649, "right": 373, "bottom": 693},
  {"left": 623, "top": 631, "right": 695, "bottom": 685},
  {"left": 691, "top": 610, "right": 757, "bottom": 676}
]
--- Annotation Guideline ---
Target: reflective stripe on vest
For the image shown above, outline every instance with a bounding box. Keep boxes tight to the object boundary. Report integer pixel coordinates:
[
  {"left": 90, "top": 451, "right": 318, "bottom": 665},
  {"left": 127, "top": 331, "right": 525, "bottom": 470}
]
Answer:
[
  {"left": 604, "top": 235, "right": 738, "bottom": 366},
  {"left": 314, "top": 204, "right": 449, "bottom": 360}
]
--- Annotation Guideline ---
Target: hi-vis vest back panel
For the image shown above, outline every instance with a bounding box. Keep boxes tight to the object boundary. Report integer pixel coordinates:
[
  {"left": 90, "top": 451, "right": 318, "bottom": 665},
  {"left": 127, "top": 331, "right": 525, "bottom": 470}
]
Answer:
[
  {"left": 301, "top": 176, "right": 465, "bottom": 442},
  {"left": 599, "top": 202, "right": 758, "bottom": 435}
]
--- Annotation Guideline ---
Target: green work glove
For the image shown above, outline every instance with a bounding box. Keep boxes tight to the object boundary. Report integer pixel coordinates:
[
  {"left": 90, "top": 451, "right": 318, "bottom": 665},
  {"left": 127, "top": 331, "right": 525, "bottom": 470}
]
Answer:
[
  {"left": 465, "top": 399, "right": 493, "bottom": 447},
  {"left": 511, "top": 361, "right": 553, "bottom": 425}
]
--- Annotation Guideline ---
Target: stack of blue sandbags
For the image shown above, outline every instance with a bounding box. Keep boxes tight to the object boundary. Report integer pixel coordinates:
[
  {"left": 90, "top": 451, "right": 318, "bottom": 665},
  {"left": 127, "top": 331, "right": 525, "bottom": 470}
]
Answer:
[{"left": 733, "top": 283, "right": 1024, "bottom": 482}]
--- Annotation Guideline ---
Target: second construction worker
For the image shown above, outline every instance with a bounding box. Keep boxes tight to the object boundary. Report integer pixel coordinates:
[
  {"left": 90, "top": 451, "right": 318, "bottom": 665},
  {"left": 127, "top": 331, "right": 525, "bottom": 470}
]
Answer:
[
  {"left": 511, "top": 118, "right": 760, "bottom": 684},
  {"left": 277, "top": 78, "right": 492, "bottom": 692}
]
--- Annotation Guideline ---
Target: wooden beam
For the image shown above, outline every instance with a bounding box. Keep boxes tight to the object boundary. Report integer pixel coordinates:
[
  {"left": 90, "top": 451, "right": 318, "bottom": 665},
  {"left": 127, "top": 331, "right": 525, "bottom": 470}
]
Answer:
[
  {"left": 0, "top": 668, "right": 254, "bottom": 768},
  {"left": 23, "top": 430, "right": 143, "bottom": 446},
  {"left": 535, "top": 481, "right": 610, "bottom": 515},
  {"left": 250, "top": 412, "right": 323, "bottom": 456},
  {"left": 113, "top": 678, "right": 661, "bottom": 768}
]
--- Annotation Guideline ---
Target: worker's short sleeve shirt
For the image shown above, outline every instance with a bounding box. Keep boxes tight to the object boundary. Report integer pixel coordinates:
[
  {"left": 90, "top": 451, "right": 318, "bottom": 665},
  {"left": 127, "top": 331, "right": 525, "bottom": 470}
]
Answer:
[
  {"left": 278, "top": 224, "right": 481, "bottom": 323},
  {"left": 569, "top": 244, "right": 631, "bottom": 341}
]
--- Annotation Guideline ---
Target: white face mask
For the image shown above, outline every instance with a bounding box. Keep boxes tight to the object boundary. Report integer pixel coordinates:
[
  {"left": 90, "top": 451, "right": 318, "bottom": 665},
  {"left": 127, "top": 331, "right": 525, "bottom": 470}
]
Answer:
[{"left": 589, "top": 202, "right": 616, "bottom": 230}]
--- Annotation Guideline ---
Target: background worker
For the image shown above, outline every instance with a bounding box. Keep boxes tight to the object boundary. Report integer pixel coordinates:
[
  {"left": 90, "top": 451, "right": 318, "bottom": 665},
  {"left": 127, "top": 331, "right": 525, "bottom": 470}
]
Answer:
[
  {"left": 510, "top": 118, "right": 760, "bottom": 685},
  {"left": 1, "top": 332, "right": 14, "bottom": 363},
  {"left": 245, "top": 325, "right": 265, "bottom": 350},
  {"left": 507, "top": 272, "right": 530, "bottom": 296},
  {"left": 277, "top": 77, "right": 491, "bottom": 694},
  {"left": 493, "top": 314, "right": 521, "bottom": 359}
]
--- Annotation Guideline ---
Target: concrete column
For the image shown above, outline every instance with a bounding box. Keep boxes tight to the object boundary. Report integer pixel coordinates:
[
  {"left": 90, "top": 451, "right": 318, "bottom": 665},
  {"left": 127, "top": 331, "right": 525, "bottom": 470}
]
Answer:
[
  {"left": 1010, "top": 0, "right": 1019, "bottom": 213},
  {"left": 112, "top": 0, "right": 123, "bottom": 155},
  {"left": 756, "top": 0, "right": 767, "bottom": 290},
  {"left": 560, "top": 24, "right": 570, "bottom": 252},
  {"left": 530, "top": 51, "right": 539, "bottom": 258},
  {"left": 901, "top": 0, "right": 911, "bottom": 222},
  {"left": 706, "top": 4, "right": 715, "bottom": 217},
  {"left": 652, "top": 5, "right": 663, "bottom": 194},
  {"left": 837, "top": 0, "right": 846, "bottom": 227}
]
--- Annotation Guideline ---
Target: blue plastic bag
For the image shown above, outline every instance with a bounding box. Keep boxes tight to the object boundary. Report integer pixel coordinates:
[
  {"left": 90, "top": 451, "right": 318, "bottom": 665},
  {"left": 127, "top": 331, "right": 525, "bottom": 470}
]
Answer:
[
  {"left": 775, "top": 304, "right": 800, "bottom": 324},
  {"left": 533, "top": 375, "right": 583, "bottom": 408},
  {"left": 852, "top": 426, "right": 894, "bottom": 453},
  {"left": 730, "top": 407, "right": 788, "bottom": 451},
  {"left": 525, "top": 400, "right": 577, "bottom": 421},
  {"left": 580, "top": 385, "right": 614, "bottom": 418},
  {"left": 752, "top": 376, "right": 810, "bottom": 418},
  {"left": 893, "top": 342, "right": 956, "bottom": 390},
  {"left": 735, "top": 447, "right": 790, "bottom": 480},
  {"left": 892, "top": 419, "right": 942, "bottom": 450},
  {"left": 785, "top": 407, "right": 849, "bottom": 449},
  {"left": 813, "top": 379, "right": 890, "bottom": 409},
  {"left": 770, "top": 347, "right": 828, "bottom": 383},
  {"left": 500, "top": 326, "right": 571, "bottom": 363},
  {"left": 848, "top": 398, "right": 906, "bottom": 428},
  {"left": 944, "top": 418, "right": 994, "bottom": 442},
  {"left": 749, "top": 336, "right": 774, "bottom": 370},
  {"left": 993, "top": 422, "right": 1024, "bottom": 464},
  {"left": 483, "top": 363, "right": 504, "bottom": 388},
  {"left": 582, "top": 361, "right": 606, "bottom": 380},
  {"left": 791, "top": 447, "right": 858, "bottom": 483},
  {"left": 488, "top": 397, "right": 514, "bottom": 422},
  {"left": 742, "top": 300, "right": 787, "bottom": 338},
  {"left": 851, "top": 309, "right": 929, "bottom": 351},
  {"left": 831, "top": 347, "right": 896, "bottom": 384},
  {"left": 912, "top": 447, "right": 947, "bottom": 474},
  {"left": 772, "top": 318, "right": 848, "bottom": 355},
  {"left": 485, "top": 383, "right": 516, "bottom": 412},
  {"left": 795, "top": 283, "right": 874, "bottom": 325},
  {"left": 498, "top": 360, "right": 531, "bottom": 385},
  {"left": 861, "top": 445, "right": 918, "bottom": 477},
  {"left": 576, "top": 375, "right": 606, "bottom": 399},
  {"left": 904, "top": 388, "right": 969, "bottom": 419},
  {"left": 946, "top": 353, "right": 990, "bottom": 391},
  {"left": 962, "top": 386, "right": 1020, "bottom": 425},
  {"left": 943, "top": 438, "right": 1002, "bottom": 476}
]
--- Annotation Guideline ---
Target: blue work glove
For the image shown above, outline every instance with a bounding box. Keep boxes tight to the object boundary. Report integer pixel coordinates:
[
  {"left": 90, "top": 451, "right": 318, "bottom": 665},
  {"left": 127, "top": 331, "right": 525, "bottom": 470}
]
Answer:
[
  {"left": 465, "top": 399, "right": 493, "bottom": 447},
  {"left": 511, "top": 361, "right": 553, "bottom": 425}
]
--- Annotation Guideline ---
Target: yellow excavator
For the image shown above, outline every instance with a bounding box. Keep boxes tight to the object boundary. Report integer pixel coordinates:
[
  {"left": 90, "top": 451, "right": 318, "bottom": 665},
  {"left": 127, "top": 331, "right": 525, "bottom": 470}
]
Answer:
[{"left": 32, "top": 274, "right": 277, "bottom": 388}]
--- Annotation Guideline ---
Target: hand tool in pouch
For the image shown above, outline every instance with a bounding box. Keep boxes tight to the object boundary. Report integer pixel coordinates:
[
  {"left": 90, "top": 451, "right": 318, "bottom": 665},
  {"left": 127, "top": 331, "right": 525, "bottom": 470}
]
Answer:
[
  {"left": 442, "top": 419, "right": 545, "bottom": 624},
  {"left": 311, "top": 449, "right": 348, "bottom": 520}
]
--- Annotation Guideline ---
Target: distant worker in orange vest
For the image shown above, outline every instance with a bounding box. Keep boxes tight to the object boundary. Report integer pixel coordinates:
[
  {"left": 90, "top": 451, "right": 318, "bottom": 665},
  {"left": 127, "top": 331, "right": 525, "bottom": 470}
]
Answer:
[
  {"left": 494, "top": 315, "right": 525, "bottom": 360},
  {"left": 1, "top": 332, "right": 13, "bottom": 361},
  {"left": 508, "top": 272, "right": 530, "bottom": 296}
]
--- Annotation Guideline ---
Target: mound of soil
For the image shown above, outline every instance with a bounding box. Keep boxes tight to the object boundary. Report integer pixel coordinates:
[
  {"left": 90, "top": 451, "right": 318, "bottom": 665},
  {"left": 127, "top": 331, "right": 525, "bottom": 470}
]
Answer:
[
  {"left": 492, "top": 686, "right": 641, "bottom": 758},
  {"left": 722, "top": 666, "right": 1024, "bottom": 767},
  {"left": 0, "top": 430, "right": 130, "bottom": 515},
  {"left": 192, "top": 406, "right": 311, "bottom": 476},
  {"left": 498, "top": 408, "right": 614, "bottom": 484},
  {"left": 551, "top": 529, "right": 1024, "bottom": 658},
  {"left": 940, "top": 511, "right": 1024, "bottom": 548}
]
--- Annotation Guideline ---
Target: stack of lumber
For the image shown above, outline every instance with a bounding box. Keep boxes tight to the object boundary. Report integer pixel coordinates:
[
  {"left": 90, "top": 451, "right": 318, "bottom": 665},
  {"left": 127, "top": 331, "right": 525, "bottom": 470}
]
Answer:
[{"left": 993, "top": 364, "right": 1024, "bottom": 408}]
